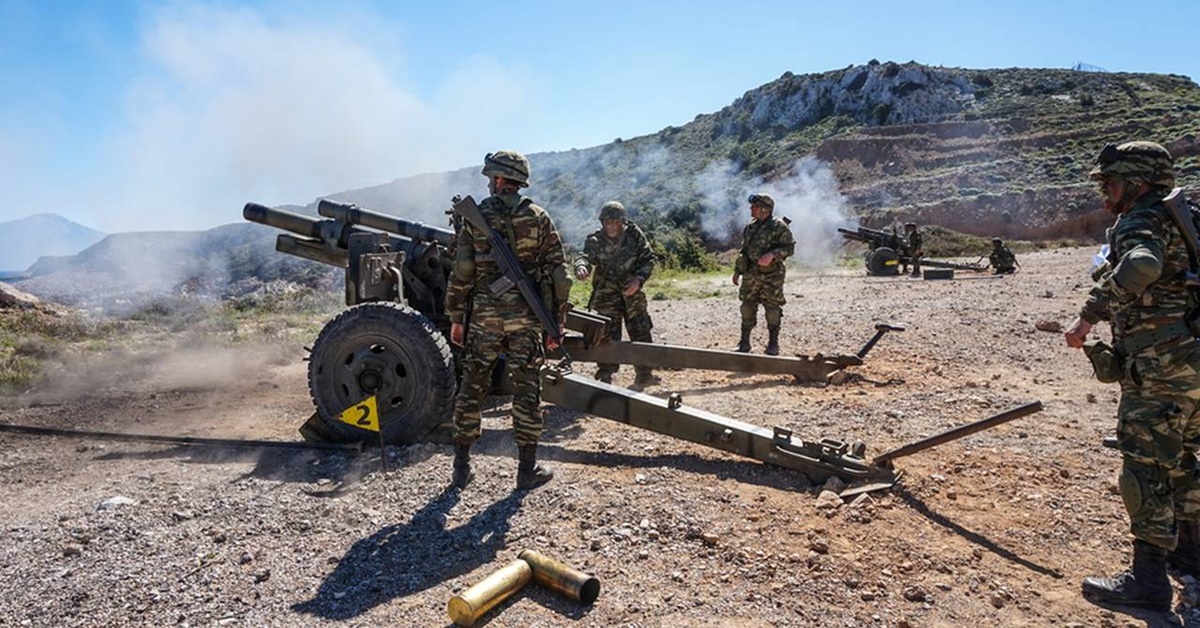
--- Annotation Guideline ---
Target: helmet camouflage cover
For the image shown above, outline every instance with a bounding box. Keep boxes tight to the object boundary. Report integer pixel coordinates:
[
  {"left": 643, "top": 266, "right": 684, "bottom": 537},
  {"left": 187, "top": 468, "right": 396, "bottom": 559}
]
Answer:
[
  {"left": 1089, "top": 141, "right": 1175, "bottom": 189},
  {"left": 748, "top": 193, "right": 775, "bottom": 210},
  {"left": 481, "top": 150, "right": 531, "bottom": 187},
  {"left": 599, "top": 201, "right": 626, "bottom": 222}
]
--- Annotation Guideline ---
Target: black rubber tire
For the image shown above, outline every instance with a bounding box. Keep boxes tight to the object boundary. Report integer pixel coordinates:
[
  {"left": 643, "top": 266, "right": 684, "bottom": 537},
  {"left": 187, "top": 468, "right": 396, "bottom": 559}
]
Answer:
[
  {"left": 866, "top": 247, "right": 901, "bottom": 276},
  {"left": 307, "top": 302, "right": 455, "bottom": 445}
]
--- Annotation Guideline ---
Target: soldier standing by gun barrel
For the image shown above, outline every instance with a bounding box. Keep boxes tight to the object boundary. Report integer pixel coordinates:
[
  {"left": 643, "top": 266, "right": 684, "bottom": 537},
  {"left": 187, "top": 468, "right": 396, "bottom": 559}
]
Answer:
[
  {"left": 1064, "top": 141, "right": 1200, "bottom": 610},
  {"left": 901, "top": 222, "right": 923, "bottom": 277},
  {"left": 445, "top": 150, "right": 571, "bottom": 491},
  {"left": 732, "top": 193, "right": 794, "bottom": 355},
  {"left": 574, "top": 201, "right": 660, "bottom": 388}
]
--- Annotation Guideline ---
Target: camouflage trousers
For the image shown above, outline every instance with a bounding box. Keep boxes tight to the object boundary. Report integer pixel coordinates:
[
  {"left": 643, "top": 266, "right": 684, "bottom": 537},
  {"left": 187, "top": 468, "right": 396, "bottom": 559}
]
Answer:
[
  {"left": 739, "top": 271, "right": 786, "bottom": 329},
  {"left": 1115, "top": 339, "right": 1200, "bottom": 550},
  {"left": 453, "top": 314, "right": 545, "bottom": 447},
  {"left": 591, "top": 287, "right": 653, "bottom": 378}
]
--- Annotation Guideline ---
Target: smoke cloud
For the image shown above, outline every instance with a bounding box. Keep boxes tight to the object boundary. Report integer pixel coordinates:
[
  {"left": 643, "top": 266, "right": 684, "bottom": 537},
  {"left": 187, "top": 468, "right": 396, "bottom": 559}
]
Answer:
[
  {"left": 698, "top": 156, "right": 853, "bottom": 267},
  {"left": 66, "top": 4, "right": 538, "bottom": 233}
]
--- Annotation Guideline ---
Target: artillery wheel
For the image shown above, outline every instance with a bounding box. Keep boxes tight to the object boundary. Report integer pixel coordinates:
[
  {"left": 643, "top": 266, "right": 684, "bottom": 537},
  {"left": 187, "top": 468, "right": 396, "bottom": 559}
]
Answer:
[
  {"left": 307, "top": 302, "right": 455, "bottom": 445},
  {"left": 866, "top": 247, "right": 901, "bottom": 276}
]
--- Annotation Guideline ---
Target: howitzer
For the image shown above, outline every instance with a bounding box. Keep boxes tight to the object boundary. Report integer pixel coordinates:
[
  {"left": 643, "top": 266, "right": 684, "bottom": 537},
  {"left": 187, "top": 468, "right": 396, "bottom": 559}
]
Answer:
[
  {"left": 243, "top": 199, "right": 902, "bottom": 462},
  {"left": 838, "top": 226, "right": 989, "bottom": 276}
]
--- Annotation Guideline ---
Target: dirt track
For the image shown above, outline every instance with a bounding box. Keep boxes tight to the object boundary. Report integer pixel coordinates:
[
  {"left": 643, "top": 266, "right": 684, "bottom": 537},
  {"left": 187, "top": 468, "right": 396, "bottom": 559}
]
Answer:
[{"left": 2, "top": 247, "right": 1199, "bottom": 627}]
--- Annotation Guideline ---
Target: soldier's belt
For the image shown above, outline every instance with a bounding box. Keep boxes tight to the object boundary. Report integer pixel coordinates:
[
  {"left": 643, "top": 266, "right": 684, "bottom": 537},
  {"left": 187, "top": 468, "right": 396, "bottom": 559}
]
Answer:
[{"left": 1116, "top": 320, "right": 1195, "bottom": 357}]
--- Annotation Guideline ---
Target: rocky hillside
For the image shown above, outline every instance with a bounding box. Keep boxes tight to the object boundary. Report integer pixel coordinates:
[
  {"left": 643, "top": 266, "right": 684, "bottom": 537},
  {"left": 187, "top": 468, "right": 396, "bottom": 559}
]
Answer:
[{"left": 324, "top": 61, "right": 1200, "bottom": 246}]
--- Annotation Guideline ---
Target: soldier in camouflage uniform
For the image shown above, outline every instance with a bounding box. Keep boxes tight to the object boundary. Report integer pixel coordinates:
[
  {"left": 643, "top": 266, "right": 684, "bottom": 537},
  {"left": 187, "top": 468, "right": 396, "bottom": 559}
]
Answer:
[
  {"left": 732, "top": 193, "right": 795, "bottom": 355},
  {"left": 989, "top": 238, "right": 1017, "bottom": 275},
  {"left": 445, "top": 150, "right": 572, "bottom": 491},
  {"left": 900, "top": 222, "right": 923, "bottom": 277},
  {"left": 574, "top": 201, "right": 659, "bottom": 387},
  {"left": 1065, "top": 141, "right": 1200, "bottom": 610}
]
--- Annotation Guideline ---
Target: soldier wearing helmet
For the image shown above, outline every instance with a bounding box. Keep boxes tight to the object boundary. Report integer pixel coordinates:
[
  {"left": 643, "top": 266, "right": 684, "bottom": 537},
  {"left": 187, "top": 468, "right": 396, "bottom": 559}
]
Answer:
[
  {"left": 900, "top": 222, "right": 923, "bottom": 277},
  {"left": 445, "top": 150, "right": 571, "bottom": 491},
  {"left": 988, "top": 238, "right": 1017, "bottom": 275},
  {"left": 1065, "top": 141, "right": 1200, "bottom": 610},
  {"left": 732, "top": 193, "right": 795, "bottom": 355},
  {"left": 574, "top": 201, "right": 659, "bottom": 387}
]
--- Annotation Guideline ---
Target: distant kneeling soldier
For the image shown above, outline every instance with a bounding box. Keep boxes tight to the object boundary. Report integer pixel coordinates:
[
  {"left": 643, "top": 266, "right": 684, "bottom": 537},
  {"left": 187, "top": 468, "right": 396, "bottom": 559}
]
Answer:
[
  {"left": 732, "top": 193, "right": 794, "bottom": 355},
  {"left": 574, "top": 201, "right": 659, "bottom": 387},
  {"left": 989, "top": 238, "right": 1018, "bottom": 275}
]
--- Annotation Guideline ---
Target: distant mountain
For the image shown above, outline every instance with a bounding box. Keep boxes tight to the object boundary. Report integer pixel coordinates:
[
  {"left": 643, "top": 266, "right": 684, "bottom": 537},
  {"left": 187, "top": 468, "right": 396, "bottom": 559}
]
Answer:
[
  {"left": 0, "top": 214, "right": 105, "bottom": 274},
  {"left": 318, "top": 61, "right": 1200, "bottom": 246},
  {"left": 11, "top": 62, "right": 1200, "bottom": 312}
]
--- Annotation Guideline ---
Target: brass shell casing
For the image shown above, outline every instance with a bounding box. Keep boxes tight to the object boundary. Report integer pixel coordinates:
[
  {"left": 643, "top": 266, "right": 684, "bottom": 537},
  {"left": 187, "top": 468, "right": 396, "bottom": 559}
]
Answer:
[
  {"left": 518, "top": 549, "right": 601, "bottom": 604},
  {"left": 447, "top": 559, "right": 532, "bottom": 627}
]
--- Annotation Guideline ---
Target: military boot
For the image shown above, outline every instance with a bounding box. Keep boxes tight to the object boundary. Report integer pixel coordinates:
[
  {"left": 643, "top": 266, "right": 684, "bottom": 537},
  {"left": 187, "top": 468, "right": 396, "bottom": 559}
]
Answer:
[
  {"left": 516, "top": 444, "right": 553, "bottom": 490},
  {"left": 765, "top": 325, "right": 781, "bottom": 356},
  {"left": 632, "top": 367, "right": 661, "bottom": 390},
  {"left": 736, "top": 328, "right": 752, "bottom": 353},
  {"left": 594, "top": 365, "right": 617, "bottom": 384},
  {"left": 1082, "top": 540, "right": 1173, "bottom": 610},
  {"left": 1169, "top": 519, "right": 1200, "bottom": 576},
  {"left": 451, "top": 443, "right": 474, "bottom": 489}
]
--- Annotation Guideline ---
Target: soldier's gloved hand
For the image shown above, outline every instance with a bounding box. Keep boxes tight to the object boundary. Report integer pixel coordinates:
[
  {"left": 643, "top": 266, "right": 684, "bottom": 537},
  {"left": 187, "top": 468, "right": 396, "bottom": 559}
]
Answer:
[
  {"left": 623, "top": 277, "right": 642, "bottom": 297},
  {"left": 757, "top": 253, "right": 775, "bottom": 267},
  {"left": 732, "top": 273, "right": 741, "bottom": 286},
  {"left": 450, "top": 322, "right": 465, "bottom": 347},
  {"left": 575, "top": 266, "right": 590, "bottom": 280}
]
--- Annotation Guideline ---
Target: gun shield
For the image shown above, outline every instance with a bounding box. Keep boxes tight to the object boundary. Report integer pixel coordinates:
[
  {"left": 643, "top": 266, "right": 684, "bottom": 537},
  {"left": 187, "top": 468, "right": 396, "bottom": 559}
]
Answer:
[
  {"left": 518, "top": 549, "right": 601, "bottom": 604},
  {"left": 447, "top": 559, "right": 532, "bottom": 627}
]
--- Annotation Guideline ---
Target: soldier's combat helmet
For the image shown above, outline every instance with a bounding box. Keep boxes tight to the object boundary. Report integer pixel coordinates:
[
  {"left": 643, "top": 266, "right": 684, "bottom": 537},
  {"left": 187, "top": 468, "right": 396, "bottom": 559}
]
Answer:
[
  {"left": 748, "top": 193, "right": 775, "bottom": 210},
  {"left": 1089, "top": 141, "right": 1175, "bottom": 189},
  {"left": 905, "top": 222, "right": 917, "bottom": 230},
  {"left": 992, "top": 237, "right": 1003, "bottom": 245},
  {"left": 481, "top": 150, "right": 531, "bottom": 187},
  {"left": 599, "top": 201, "right": 626, "bottom": 222}
]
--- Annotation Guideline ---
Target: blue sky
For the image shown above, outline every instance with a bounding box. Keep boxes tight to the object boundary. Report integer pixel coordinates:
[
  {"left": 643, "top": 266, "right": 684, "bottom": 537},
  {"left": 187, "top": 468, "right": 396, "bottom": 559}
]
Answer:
[{"left": 1, "top": 0, "right": 1197, "bottom": 233}]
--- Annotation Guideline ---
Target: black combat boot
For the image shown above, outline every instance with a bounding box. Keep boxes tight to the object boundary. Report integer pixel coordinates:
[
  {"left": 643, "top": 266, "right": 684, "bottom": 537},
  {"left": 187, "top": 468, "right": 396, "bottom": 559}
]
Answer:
[
  {"left": 765, "top": 325, "right": 781, "bottom": 356},
  {"left": 1169, "top": 519, "right": 1200, "bottom": 576},
  {"left": 451, "top": 443, "right": 474, "bottom": 489},
  {"left": 633, "top": 367, "right": 661, "bottom": 389},
  {"left": 516, "top": 444, "right": 553, "bottom": 490},
  {"left": 1082, "top": 540, "right": 1173, "bottom": 610},
  {"left": 594, "top": 366, "right": 616, "bottom": 384},
  {"left": 736, "top": 328, "right": 752, "bottom": 353}
]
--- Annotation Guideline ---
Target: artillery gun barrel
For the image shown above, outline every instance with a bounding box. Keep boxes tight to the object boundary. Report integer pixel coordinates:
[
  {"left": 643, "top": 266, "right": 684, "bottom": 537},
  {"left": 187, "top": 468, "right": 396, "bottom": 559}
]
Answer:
[
  {"left": 243, "top": 202, "right": 326, "bottom": 239},
  {"left": 318, "top": 199, "right": 454, "bottom": 247}
]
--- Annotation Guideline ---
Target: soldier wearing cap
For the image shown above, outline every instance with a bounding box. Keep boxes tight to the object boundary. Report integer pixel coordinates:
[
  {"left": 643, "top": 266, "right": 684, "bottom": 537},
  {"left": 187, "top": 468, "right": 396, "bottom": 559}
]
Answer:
[
  {"left": 732, "top": 193, "right": 795, "bottom": 355},
  {"left": 1065, "top": 141, "right": 1200, "bottom": 610},
  {"left": 988, "top": 238, "right": 1017, "bottom": 275},
  {"left": 574, "top": 201, "right": 659, "bottom": 388},
  {"left": 445, "top": 150, "right": 572, "bottom": 491}
]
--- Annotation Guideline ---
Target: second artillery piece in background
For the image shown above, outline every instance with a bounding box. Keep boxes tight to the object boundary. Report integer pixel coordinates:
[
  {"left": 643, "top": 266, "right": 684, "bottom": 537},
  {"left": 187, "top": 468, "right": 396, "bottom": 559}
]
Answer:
[{"left": 838, "top": 225, "right": 989, "bottom": 277}]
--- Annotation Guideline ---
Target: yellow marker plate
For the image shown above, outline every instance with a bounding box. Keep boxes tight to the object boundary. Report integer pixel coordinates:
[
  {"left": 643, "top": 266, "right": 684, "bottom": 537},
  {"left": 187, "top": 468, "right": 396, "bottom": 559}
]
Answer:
[{"left": 337, "top": 396, "right": 380, "bottom": 432}]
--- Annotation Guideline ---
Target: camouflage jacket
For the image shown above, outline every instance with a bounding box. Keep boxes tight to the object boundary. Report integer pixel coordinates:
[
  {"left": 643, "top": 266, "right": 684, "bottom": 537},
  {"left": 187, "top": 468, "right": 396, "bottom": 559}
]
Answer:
[
  {"left": 574, "top": 221, "right": 655, "bottom": 292},
  {"left": 906, "top": 231, "right": 923, "bottom": 255},
  {"left": 445, "top": 193, "right": 569, "bottom": 323},
  {"left": 735, "top": 216, "right": 795, "bottom": 276},
  {"left": 1080, "top": 190, "right": 1194, "bottom": 341},
  {"left": 989, "top": 245, "right": 1016, "bottom": 268}
]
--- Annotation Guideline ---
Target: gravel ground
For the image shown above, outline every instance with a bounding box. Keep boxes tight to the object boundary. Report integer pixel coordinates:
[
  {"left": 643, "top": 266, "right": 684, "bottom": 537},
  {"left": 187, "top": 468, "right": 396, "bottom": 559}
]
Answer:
[{"left": 2, "top": 247, "right": 1199, "bottom": 627}]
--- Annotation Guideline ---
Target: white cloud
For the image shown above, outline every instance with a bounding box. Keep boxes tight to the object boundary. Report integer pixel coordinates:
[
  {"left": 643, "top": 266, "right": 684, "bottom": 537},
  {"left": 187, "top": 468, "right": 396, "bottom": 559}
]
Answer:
[{"left": 92, "top": 3, "right": 537, "bottom": 232}]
